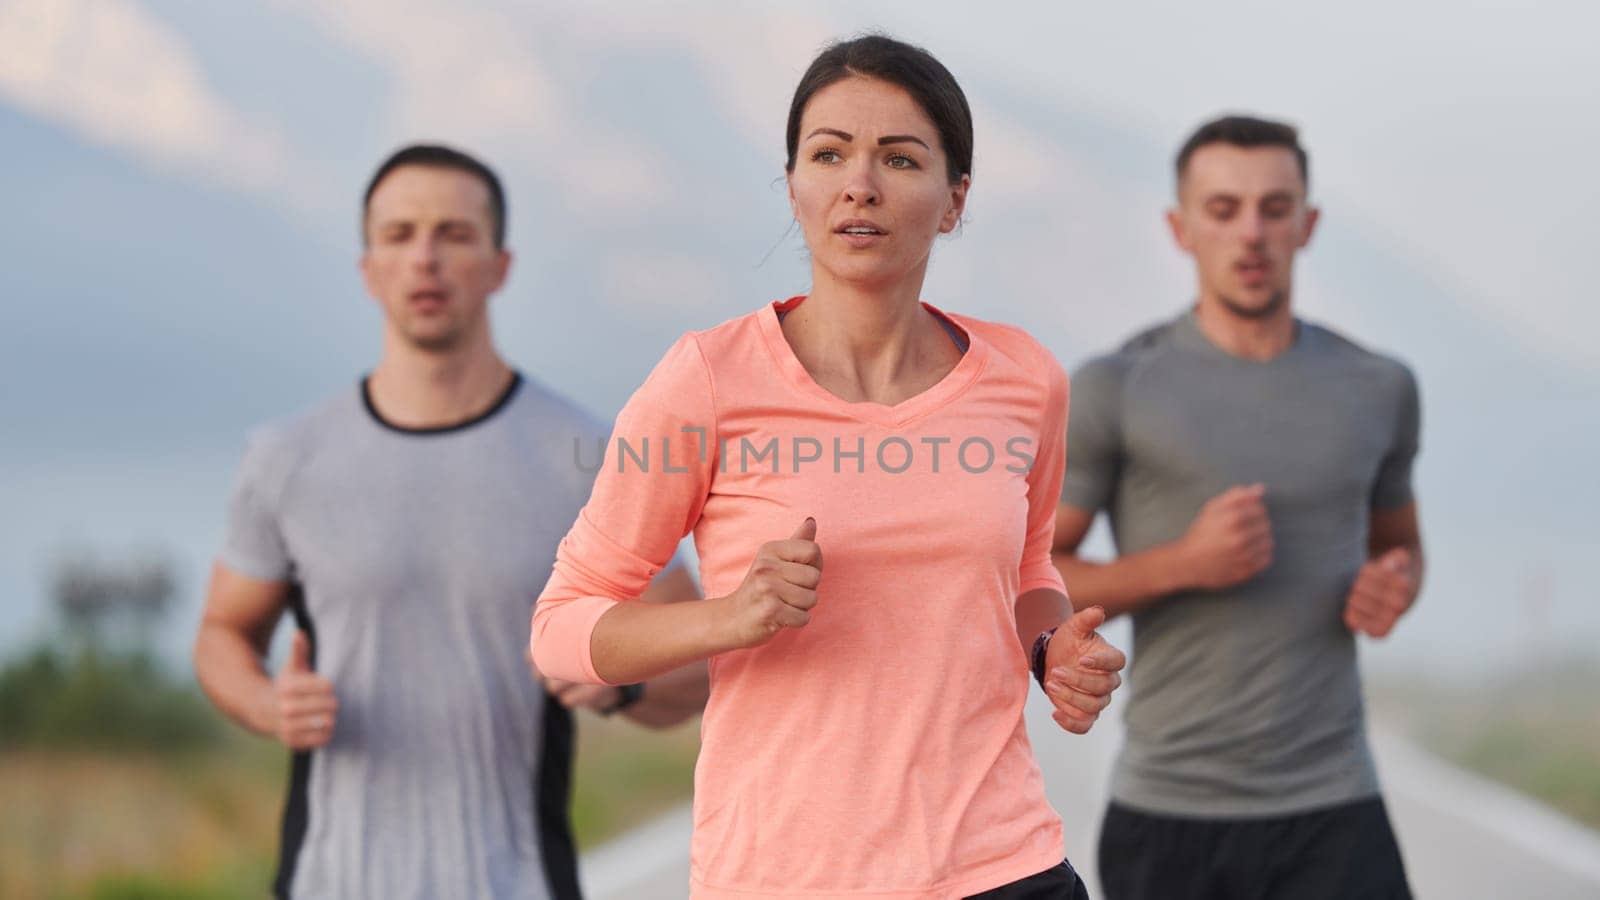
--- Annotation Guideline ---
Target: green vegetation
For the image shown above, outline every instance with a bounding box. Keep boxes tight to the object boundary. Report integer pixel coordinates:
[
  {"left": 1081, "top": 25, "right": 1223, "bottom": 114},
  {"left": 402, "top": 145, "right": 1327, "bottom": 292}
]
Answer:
[
  {"left": 0, "top": 740, "right": 284, "bottom": 899},
  {"left": 0, "top": 551, "right": 700, "bottom": 898},
  {"left": 0, "top": 645, "right": 221, "bottom": 753},
  {"left": 1371, "top": 656, "right": 1600, "bottom": 830},
  {"left": 571, "top": 717, "right": 700, "bottom": 845},
  {"left": 0, "top": 636, "right": 280, "bottom": 900},
  {"left": 0, "top": 706, "right": 698, "bottom": 899},
  {"left": 0, "top": 643, "right": 698, "bottom": 899}
]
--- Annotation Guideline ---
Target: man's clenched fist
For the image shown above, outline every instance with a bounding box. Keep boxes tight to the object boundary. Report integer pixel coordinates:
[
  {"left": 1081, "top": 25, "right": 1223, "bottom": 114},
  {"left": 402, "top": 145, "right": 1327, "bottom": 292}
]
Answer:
[
  {"left": 1179, "top": 484, "right": 1274, "bottom": 590},
  {"left": 716, "top": 517, "right": 824, "bottom": 651},
  {"left": 269, "top": 631, "right": 338, "bottom": 749},
  {"left": 543, "top": 676, "right": 625, "bottom": 713},
  {"left": 1342, "top": 547, "right": 1418, "bottom": 639}
]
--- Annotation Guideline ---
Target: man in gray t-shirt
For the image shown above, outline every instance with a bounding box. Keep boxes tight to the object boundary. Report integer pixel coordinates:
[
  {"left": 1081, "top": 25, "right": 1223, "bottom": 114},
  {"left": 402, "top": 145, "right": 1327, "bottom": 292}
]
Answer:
[
  {"left": 1053, "top": 117, "right": 1422, "bottom": 899},
  {"left": 193, "top": 145, "right": 706, "bottom": 899}
]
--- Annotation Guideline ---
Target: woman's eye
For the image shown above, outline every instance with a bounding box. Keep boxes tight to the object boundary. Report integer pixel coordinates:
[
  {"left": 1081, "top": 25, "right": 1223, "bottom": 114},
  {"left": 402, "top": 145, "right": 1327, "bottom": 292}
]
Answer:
[
  {"left": 886, "top": 154, "right": 917, "bottom": 169},
  {"left": 811, "top": 148, "right": 841, "bottom": 164}
]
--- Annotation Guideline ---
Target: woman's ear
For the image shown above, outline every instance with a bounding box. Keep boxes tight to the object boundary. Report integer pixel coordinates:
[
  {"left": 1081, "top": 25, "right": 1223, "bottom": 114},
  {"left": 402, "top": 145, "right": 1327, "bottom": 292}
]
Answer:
[{"left": 940, "top": 174, "right": 971, "bottom": 234}]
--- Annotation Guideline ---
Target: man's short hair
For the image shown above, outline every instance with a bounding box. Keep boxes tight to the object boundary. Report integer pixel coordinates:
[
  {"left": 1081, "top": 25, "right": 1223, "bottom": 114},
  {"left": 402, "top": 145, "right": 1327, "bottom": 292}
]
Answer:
[
  {"left": 362, "top": 144, "right": 507, "bottom": 248},
  {"left": 1175, "top": 115, "right": 1309, "bottom": 192}
]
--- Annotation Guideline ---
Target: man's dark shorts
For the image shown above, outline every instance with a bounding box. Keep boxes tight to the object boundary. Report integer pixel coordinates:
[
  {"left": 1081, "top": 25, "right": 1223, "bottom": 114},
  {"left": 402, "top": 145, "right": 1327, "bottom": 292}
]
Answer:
[{"left": 1098, "top": 796, "right": 1412, "bottom": 900}]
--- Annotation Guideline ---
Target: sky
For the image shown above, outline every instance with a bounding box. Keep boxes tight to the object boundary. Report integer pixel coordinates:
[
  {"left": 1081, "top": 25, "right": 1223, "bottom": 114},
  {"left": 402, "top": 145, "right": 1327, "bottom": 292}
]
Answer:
[{"left": 1, "top": 0, "right": 1597, "bottom": 675}]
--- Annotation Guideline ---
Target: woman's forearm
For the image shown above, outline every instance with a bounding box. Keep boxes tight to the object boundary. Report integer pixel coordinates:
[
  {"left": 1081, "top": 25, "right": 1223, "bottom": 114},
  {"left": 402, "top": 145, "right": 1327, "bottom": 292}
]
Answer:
[
  {"left": 586, "top": 594, "right": 732, "bottom": 685},
  {"left": 1014, "top": 587, "right": 1073, "bottom": 652}
]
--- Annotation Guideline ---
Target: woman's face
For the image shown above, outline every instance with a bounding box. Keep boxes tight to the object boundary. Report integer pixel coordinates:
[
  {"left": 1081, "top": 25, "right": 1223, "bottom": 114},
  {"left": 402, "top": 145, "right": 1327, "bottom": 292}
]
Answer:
[{"left": 788, "top": 77, "right": 969, "bottom": 293}]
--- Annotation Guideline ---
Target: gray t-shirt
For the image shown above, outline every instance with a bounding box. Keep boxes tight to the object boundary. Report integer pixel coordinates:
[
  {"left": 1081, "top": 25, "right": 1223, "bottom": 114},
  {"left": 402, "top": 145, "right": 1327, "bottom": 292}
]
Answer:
[
  {"left": 1061, "top": 311, "right": 1420, "bottom": 818},
  {"left": 222, "top": 374, "right": 606, "bottom": 899}
]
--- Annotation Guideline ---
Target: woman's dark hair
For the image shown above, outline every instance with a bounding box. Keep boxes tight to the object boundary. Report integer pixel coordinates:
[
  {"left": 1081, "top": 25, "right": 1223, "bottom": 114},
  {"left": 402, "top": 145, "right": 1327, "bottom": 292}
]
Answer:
[{"left": 785, "top": 34, "right": 973, "bottom": 184}]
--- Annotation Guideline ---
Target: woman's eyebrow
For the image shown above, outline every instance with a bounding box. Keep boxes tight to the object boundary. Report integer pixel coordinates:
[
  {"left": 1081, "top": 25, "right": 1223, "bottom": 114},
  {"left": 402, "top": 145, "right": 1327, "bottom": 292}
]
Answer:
[
  {"left": 805, "top": 127, "right": 853, "bottom": 142},
  {"left": 878, "top": 134, "right": 929, "bottom": 149}
]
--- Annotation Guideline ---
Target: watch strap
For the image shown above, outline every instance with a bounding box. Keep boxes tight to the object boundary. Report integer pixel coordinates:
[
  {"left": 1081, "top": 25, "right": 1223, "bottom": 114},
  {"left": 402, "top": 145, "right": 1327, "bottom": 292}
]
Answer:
[
  {"left": 600, "top": 682, "right": 644, "bottom": 716},
  {"left": 1030, "top": 626, "right": 1058, "bottom": 689}
]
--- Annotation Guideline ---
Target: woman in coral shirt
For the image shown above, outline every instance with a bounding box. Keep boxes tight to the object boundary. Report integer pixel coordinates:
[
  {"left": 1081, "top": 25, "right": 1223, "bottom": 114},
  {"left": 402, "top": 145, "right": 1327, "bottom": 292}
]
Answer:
[{"left": 532, "top": 34, "right": 1125, "bottom": 899}]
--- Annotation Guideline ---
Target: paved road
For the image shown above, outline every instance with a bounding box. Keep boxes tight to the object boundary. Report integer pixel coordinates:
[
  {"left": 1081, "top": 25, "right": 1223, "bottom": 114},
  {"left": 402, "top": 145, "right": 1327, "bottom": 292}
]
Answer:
[{"left": 583, "top": 691, "right": 1600, "bottom": 898}]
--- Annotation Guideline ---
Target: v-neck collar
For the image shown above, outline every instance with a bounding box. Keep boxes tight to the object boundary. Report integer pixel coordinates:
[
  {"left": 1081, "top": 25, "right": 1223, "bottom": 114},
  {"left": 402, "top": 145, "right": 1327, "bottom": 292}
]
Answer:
[{"left": 756, "top": 295, "right": 990, "bottom": 429}]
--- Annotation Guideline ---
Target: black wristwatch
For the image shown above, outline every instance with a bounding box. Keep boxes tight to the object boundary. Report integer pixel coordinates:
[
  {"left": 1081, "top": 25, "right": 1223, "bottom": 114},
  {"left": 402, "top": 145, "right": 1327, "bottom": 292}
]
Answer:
[
  {"left": 1030, "top": 627, "right": 1058, "bottom": 690},
  {"left": 600, "top": 682, "right": 644, "bottom": 717}
]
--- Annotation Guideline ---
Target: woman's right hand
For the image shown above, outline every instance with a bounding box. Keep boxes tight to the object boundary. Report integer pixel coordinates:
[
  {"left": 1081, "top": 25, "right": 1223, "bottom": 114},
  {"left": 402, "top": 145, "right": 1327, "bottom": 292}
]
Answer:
[{"left": 714, "top": 517, "right": 824, "bottom": 650}]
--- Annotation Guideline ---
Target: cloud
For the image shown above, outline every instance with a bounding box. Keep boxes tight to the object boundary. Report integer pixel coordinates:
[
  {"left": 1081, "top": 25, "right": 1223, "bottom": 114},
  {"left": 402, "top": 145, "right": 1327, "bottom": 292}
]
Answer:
[
  {"left": 888, "top": 0, "right": 1600, "bottom": 372},
  {"left": 274, "top": 0, "right": 682, "bottom": 216},
  {"left": 599, "top": 250, "right": 731, "bottom": 315},
  {"left": 556, "top": 3, "right": 835, "bottom": 155},
  {"left": 0, "top": 0, "right": 289, "bottom": 192},
  {"left": 271, "top": 0, "right": 553, "bottom": 142}
]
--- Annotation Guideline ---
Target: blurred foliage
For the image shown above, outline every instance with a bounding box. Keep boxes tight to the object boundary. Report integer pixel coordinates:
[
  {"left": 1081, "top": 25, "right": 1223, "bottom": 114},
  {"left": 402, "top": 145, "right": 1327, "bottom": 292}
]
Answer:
[
  {"left": 0, "top": 645, "right": 221, "bottom": 752},
  {"left": 1372, "top": 655, "right": 1600, "bottom": 830},
  {"left": 0, "top": 712, "right": 698, "bottom": 899},
  {"left": 1, "top": 549, "right": 216, "bottom": 752},
  {"left": 570, "top": 715, "right": 701, "bottom": 847},
  {"left": 50, "top": 550, "right": 176, "bottom": 653},
  {"left": 0, "top": 545, "right": 700, "bottom": 897},
  {"left": 1453, "top": 726, "right": 1600, "bottom": 827},
  {"left": 0, "top": 739, "right": 284, "bottom": 900}
]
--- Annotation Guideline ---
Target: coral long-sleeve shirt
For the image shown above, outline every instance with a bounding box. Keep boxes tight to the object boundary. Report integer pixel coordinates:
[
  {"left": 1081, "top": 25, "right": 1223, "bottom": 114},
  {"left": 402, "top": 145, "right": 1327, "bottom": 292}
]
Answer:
[{"left": 532, "top": 297, "right": 1070, "bottom": 898}]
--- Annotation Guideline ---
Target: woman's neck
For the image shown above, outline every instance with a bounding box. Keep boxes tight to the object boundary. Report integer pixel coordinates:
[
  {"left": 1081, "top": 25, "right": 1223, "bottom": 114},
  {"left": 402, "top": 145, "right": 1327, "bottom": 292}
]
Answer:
[{"left": 780, "top": 265, "right": 960, "bottom": 405}]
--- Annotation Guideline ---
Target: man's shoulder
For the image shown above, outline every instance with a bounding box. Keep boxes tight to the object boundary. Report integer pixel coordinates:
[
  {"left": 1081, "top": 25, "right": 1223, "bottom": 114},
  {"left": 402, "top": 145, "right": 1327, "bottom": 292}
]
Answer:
[
  {"left": 1116, "top": 316, "right": 1189, "bottom": 356},
  {"left": 244, "top": 384, "right": 361, "bottom": 458},
  {"left": 1302, "top": 321, "right": 1417, "bottom": 387},
  {"left": 232, "top": 384, "right": 360, "bottom": 496},
  {"left": 505, "top": 373, "right": 609, "bottom": 437},
  {"left": 1071, "top": 316, "right": 1187, "bottom": 395}
]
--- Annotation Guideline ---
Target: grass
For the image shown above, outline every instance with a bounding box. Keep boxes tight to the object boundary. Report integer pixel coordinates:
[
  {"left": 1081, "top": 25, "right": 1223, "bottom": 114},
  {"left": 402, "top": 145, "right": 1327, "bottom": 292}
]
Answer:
[
  {"left": 0, "top": 716, "right": 699, "bottom": 899},
  {"left": 1370, "top": 657, "right": 1600, "bottom": 830},
  {"left": 570, "top": 715, "right": 701, "bottom": 846},
  {"left": 0, "top": 737, "right": 284, "bottom": 900}
]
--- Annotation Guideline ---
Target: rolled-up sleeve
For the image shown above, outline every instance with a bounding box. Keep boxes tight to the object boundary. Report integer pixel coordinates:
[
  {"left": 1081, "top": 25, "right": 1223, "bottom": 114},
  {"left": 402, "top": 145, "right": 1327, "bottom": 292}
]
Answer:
[{"left": 531, "top": 334, "right": 718, "bottom": 683}]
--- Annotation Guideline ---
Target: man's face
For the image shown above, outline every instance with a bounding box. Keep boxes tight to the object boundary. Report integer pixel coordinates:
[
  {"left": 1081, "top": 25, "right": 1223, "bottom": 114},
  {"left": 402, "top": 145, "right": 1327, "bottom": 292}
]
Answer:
[
  {"left": 1168, "top": 144, "right": 1318, "bottom": 319},
  {"left": 360, "top": 165, "right": 509, "bottom": 352}
]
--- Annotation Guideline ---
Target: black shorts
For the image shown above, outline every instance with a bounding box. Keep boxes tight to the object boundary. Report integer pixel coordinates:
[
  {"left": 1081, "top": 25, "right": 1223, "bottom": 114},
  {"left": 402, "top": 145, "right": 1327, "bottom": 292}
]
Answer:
[
  {"left": 966, "top": 859, "right": 1091, "bottom": 899},
  {"left": 1098, "top": 797, "right": 1412, "bottom": 900}
]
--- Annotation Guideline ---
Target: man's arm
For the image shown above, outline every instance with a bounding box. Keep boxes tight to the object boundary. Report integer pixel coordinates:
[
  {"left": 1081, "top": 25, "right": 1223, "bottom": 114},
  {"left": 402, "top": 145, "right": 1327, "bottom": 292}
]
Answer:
[
  {"left": 1051, "top": 504, "right": 1192, "bottom": 619},
  {"left": 1369, "top": 500, "right": 1424, "bottom": 568},
  {"left": 1050, "top": 485, "right": 1274, "bottom": 620},
  {"left": 1343, "top": 501, "right": 1424, "bottom": 638},
  {"left": 193, "top": 562, "right": 337, "bottom": 748},
  {"left": 540, "top": 565, "right": 711, "bottom": 729}
]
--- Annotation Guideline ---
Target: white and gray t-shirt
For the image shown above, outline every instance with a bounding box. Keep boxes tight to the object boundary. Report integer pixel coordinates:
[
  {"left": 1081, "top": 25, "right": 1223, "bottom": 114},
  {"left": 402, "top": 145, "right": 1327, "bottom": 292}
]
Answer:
[
  {"left": 221, "top": 373, "right": 608, "bottom": 899},
  {"left": 1062, "top": 311, "right": 1420, "bottom": 819}
]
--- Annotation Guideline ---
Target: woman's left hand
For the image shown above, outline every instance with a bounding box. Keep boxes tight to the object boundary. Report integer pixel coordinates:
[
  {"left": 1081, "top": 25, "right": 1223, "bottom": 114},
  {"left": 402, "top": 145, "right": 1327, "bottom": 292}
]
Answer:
[{"left": 1042, "top": 606, "right": 1126, "bottom": 734}]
